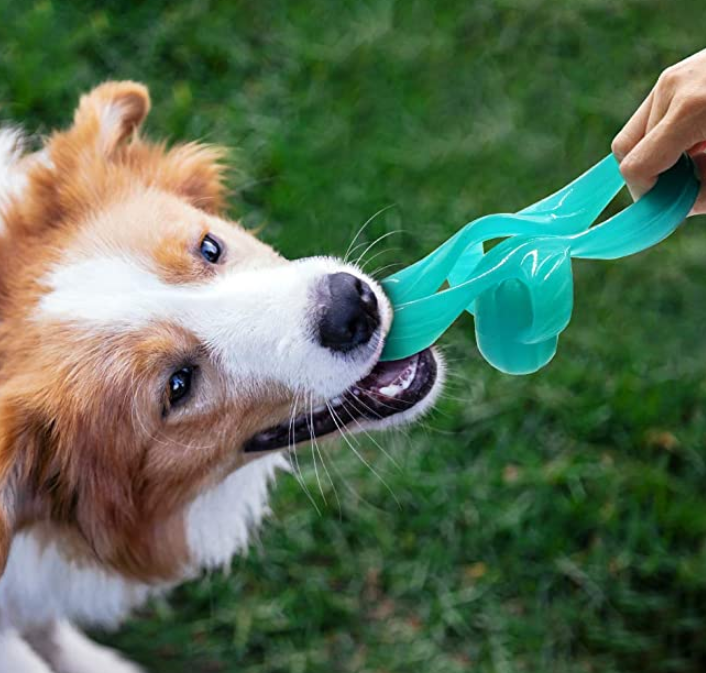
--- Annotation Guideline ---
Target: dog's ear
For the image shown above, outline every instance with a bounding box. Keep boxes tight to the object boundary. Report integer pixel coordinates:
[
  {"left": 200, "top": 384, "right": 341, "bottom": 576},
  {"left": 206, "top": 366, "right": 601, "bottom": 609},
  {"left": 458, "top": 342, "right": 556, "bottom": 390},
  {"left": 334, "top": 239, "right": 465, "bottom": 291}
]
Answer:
[
  {"left": 11, "top": 81, "right": 152, "bottom": 232},
  {"left": 69, "top": 81, "right": 228, "bottom": 213},
  {"left": 154, "top": 142, "right": 228, "bottom": 214},
  {"left": 71, "top": 80, "right": 151, "bottom": 158},
  {"left": 74, "top": 82, "right": 227, "bottom": 213},
  {"left": 0, "top": 370, "right": 148, "bottom": 576},
  {"left": 0, "top": 377, "right": 62, "bottom": 576}
]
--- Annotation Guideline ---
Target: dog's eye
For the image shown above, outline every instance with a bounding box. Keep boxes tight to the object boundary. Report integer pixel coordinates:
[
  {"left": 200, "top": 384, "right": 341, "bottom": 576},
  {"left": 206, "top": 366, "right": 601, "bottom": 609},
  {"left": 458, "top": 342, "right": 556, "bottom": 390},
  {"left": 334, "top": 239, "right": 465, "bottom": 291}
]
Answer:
[
  {"left": 168, "top": 367, "right": 193, "bottom": 407},
  {"left": 200, "top": 234, "right": 222, "bottom": 264}
]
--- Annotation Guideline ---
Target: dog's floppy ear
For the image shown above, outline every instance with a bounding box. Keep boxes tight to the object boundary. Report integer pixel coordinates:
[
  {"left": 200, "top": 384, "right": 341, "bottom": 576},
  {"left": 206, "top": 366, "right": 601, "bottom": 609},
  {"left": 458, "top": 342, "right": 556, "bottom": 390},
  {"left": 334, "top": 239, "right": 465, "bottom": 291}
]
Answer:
[
  {"left": 70, "top": 81, "right": 227, "bottom": 213},
  {"left": 154, "top": 142, "right": 228, "bottom": 214},
  {"left": 0, "top": 378, "right": 54, "bottom": 575},
  {"left": 0, "top": 378, "right": 59, "bottom": 576},
  {"left": 12, "top": 81, "right": 152, "bottom": 232},
  {"left": 71, "top": 80, "right": 151, "bottom": 158}
]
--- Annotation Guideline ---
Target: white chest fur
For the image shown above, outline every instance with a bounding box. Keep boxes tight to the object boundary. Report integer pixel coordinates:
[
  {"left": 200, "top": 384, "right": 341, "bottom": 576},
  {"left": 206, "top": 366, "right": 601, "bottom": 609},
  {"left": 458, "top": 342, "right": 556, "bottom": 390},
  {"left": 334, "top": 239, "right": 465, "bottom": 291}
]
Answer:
[
  {"left": 0, "top": 532, "right": 155, "bottom": 632},
  {"left": 0, "top": 454, "right": 286, "bottom": 631}
]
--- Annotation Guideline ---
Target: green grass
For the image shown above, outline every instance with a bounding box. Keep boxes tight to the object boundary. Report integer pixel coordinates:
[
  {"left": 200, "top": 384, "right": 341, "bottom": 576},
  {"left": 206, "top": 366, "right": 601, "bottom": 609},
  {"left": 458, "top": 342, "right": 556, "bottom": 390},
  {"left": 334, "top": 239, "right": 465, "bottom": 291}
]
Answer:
[{"left": 3, "top": 1, "right": 706, "bottom": 671}]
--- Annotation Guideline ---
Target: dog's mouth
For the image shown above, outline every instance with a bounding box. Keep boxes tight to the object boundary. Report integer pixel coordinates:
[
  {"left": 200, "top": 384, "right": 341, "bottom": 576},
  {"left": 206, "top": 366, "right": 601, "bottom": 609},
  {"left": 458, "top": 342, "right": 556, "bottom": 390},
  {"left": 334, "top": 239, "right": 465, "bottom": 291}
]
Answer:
[{"left": 243, "top": 348, "right": 438, "bottom": 453}]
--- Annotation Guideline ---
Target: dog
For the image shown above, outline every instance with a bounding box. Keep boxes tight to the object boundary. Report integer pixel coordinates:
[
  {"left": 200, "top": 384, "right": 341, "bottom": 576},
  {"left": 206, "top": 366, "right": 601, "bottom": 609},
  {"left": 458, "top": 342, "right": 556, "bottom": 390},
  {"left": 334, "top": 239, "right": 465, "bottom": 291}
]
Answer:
[{"left": 0, "top": 82, "right": 443, "bottom": 672}]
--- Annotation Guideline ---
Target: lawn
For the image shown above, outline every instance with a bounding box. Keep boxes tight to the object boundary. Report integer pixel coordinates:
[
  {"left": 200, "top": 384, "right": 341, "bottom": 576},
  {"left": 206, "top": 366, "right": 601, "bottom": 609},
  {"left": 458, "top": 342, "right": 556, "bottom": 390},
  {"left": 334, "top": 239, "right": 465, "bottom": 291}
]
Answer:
[{"left": 2, "top": 1, "right": 706, "bottom": 671}]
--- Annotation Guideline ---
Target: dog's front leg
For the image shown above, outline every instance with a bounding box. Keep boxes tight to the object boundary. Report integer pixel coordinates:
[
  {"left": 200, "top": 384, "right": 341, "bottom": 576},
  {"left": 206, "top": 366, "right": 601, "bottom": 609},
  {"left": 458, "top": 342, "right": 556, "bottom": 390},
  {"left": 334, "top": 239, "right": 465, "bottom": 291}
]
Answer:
[
  {"left": 22, "top": 621, "right": 145, "bottom": 673},
  {"left": 0, "top": 630, "right": 54, "bottom": 673}
]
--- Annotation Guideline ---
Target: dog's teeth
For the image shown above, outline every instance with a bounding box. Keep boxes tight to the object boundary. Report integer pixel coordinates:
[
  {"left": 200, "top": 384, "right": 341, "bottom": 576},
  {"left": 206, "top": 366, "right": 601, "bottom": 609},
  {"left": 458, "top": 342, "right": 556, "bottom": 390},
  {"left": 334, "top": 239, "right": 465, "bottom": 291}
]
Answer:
[
  {"left": 312, "top": 404, "right": 327, "bottom": 414},
  {"left": 330, "top": 396, "right": 344, "bottom": 406},
  {"left": 379, "top": 361, "right": 418, "bottom": 398}
]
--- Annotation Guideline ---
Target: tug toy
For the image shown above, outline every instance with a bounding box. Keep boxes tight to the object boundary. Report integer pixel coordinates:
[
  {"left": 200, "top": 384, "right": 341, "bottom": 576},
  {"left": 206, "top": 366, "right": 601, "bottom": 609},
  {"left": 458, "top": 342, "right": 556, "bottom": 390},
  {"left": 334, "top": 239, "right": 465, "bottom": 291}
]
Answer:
[{"left": 380, "top": 153, "right": 700, "bottom": 374}]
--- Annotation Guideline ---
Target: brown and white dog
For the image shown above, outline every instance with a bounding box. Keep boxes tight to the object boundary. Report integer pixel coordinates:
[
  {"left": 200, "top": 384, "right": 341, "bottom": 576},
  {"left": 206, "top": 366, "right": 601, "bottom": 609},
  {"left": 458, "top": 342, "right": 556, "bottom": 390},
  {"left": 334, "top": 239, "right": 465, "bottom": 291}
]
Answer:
[{"left": 0, "top": 82, "right": 443, "bottom": 672}]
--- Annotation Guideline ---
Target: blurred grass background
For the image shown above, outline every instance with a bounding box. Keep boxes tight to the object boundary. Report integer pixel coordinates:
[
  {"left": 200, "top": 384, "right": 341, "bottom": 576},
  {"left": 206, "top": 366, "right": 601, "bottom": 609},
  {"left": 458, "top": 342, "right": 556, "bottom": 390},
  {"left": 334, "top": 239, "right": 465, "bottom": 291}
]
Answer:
[{"left": 3, "top": 1, "right": 706, "bottom": 671}]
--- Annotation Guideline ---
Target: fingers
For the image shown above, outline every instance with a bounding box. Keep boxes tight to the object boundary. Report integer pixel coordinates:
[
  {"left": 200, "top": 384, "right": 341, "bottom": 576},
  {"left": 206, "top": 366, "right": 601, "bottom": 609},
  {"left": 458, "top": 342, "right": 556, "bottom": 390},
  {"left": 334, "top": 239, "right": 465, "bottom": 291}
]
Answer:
[
  {"left": 618, "top": 86, "right": 706, "bottom": 200},
  {"left": 612, "top": 49, "right": 706, "bottom": 212},
  {"left": 645, "top": 80, "right": 673, "bottom": 133},
  {"left": 612, "top": 51, "right": 706, "bottom": 204},
  {"left": 618, "top": 116, "right": 687, "bottom": 199}
]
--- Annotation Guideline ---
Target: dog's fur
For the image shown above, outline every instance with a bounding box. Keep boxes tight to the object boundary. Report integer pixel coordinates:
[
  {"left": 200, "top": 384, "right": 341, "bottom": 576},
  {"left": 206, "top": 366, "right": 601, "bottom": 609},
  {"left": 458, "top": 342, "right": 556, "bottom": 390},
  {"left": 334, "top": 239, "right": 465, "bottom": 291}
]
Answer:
[{"left": 0, "top": 82, "right": 442, "bottom": 672}]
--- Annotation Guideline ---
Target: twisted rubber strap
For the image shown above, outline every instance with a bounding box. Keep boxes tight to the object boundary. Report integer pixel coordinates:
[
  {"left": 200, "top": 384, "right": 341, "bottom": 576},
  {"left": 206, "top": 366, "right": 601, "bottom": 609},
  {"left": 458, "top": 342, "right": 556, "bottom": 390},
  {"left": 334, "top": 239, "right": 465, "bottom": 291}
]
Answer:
[{"left": 380, "top": 153, "right": 700, "bottom": 374}]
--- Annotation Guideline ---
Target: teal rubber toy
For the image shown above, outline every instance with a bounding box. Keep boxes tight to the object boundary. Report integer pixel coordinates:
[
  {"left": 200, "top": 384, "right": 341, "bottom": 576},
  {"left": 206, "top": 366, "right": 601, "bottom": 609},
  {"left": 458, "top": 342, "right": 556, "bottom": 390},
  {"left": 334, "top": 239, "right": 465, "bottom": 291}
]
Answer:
[{"left": 380, "top": 153, "right": 700, "bottom": 374}]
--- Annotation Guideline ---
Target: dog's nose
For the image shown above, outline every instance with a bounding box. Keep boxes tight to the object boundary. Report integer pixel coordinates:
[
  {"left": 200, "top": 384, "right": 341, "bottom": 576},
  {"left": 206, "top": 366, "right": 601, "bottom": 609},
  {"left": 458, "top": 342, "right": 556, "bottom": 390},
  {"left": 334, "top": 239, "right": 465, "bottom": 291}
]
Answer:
[{"left": 318, "top": 272, "right": 380, "bottom": 353}]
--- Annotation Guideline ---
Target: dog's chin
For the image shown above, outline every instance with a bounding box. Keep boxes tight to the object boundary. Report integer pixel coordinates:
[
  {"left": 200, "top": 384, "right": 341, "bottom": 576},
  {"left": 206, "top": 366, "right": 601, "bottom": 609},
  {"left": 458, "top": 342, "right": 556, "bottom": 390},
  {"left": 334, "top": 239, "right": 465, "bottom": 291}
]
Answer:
[{"left": 243, "top": 348, "right": 443, "bottom": 454}]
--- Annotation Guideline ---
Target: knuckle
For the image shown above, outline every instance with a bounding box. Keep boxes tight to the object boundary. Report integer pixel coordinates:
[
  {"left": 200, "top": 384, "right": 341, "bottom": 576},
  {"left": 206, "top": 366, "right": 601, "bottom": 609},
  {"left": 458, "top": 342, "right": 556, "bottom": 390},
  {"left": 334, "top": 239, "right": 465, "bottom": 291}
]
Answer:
[
  {"left": 611, "top": 135, "right": 629, "bottom": 158},
  {"left": 658, "top": 66, "right": 680, "bottom": 88},
  {"left": 619, "top": 156, "right": 639, "bottom": 180}
]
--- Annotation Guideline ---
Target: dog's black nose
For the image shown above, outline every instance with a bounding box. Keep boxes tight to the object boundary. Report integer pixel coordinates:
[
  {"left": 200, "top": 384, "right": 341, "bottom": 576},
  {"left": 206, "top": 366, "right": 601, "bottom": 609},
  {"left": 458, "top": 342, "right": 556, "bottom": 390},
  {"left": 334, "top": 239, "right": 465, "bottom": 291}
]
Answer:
[{"left": 318, "top": 272, "right": 380, "bottom": 353}]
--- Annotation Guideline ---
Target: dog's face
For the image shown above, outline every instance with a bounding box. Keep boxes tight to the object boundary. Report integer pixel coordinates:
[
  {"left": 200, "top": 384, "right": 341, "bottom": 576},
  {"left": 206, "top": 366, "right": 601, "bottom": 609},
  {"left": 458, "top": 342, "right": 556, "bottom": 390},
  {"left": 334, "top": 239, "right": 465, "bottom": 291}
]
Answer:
[{"left": 0, "top": 83, "right": 442, "bottom": 581}]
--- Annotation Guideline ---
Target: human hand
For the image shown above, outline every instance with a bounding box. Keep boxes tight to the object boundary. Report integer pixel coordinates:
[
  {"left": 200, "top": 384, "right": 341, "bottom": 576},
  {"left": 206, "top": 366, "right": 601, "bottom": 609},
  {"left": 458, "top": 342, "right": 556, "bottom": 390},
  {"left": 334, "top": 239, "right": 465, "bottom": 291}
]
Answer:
[{"left": 612, "top": 48, "right": 706, "bottom": 215}]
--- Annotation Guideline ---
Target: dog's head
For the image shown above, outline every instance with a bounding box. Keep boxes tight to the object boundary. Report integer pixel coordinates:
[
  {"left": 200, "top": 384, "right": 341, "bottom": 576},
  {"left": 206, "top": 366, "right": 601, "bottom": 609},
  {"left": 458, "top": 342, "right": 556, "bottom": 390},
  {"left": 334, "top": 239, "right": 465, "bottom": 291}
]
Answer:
[{"left": 0, "top": 82, "right": 442, "bottom": 580}]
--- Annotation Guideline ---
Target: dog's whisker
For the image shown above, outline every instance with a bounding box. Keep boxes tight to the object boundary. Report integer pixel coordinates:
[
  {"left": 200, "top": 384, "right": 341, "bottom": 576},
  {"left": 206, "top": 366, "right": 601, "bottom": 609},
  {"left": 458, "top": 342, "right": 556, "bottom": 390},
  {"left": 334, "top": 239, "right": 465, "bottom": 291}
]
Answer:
[
  {"left": 340, "top": 399, "right": 402, "bottom": 471},
  {"left": 424, "top": 402, "right": 455, "bottom": 421},
  {"left": 351, "top": 394, "right": 414, "bottom": 442},
  {"left": 343, "top": 204, "right": 396, "bottom": 263},
  {"left": 286, "top": 393, "right": 302, "bottom": 479},
  {"left": 358, "top": 388, "right": 412, "bottom": 415},
  {"left": 438, "top": 390, "right": 472, "bottom": 404},
  {"left": 351, "top": 388, "right": 415, "bottom": 424},
  {"left": 442, "top": 369, "right": 474, "bottom": 381},
  {"left": 318, "top": 445, "right": 382, "bottom": 513},
  {"left": 353, "top": 230, "right": 404, "bottom": 269},
  {"left": 326, "top": 401, "right": 400, "bottom": 508},
  {"left": 309, "top": 393, "right": 341, "bottom": 514},
  {"left": 287, "top": 392, "right": 321, "bottom": 514},
  {"left": 342, "top": 390, "right": 384, "bottom": 420},
  {"left": 307, "top": 393, "right": 327, "bottom": 503},
  {"left": 346, "top": 395, "right": 416, "bottom": 457},
  {"left": 369, "top": 261, "right": 406, "bottom": 279},
  {"left": 358, "top": 246, "right": 401, "bottom": 273},
  {"left": 345, "top": 239, "right": 372, "bottom": 264},
  {"left": 326, "top": 401, "right": 363, "bottom": 451}
]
